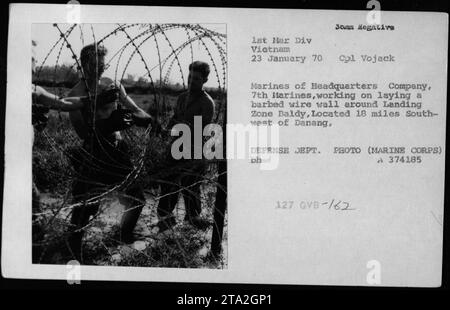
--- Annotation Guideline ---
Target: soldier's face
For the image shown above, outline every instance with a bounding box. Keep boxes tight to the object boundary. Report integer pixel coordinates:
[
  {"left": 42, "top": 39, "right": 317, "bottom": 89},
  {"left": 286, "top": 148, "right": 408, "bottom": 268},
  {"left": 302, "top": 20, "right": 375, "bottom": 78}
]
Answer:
[
  {"left": 85, "top": 54, "right": 106, "bottom": 79},
  {"left": 188, "top": 71, "right": 206, "bottom": 91},
  {"left": 97, "top": 55, "right": 106, "bottom": 76}
]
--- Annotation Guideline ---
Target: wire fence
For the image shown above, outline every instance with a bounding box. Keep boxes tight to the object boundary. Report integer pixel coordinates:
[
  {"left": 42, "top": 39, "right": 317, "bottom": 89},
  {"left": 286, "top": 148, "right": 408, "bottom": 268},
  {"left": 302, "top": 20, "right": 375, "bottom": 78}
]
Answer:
[{"left": 32, "top": 23, "right": 228, "bottom": 268}]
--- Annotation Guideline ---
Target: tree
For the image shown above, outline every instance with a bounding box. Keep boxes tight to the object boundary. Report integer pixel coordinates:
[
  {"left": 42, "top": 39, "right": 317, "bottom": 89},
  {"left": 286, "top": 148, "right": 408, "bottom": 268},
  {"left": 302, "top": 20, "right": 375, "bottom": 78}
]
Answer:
[{"left": 136, "top": 76, "right": 148, "bottom": 87}]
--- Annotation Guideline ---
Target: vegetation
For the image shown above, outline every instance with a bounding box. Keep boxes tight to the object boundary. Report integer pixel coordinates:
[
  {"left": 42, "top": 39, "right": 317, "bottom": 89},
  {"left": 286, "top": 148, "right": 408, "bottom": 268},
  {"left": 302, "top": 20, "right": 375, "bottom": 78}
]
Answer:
[{"left": 32, "top": 84, "right": 227, "bottom": 268}]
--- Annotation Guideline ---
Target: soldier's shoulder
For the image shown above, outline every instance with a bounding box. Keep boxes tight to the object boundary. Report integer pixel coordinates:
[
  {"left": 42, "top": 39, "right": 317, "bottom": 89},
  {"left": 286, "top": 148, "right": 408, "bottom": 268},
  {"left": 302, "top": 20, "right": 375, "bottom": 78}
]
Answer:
[
  {"left": 100, "top": 76, "right": 114, "bottom": 85},
  {"left": 99, "top": 77, "right": 115, "bottom": 90},
  {"left": 32, "top": 84, "right": 44, "bottom": 95}
]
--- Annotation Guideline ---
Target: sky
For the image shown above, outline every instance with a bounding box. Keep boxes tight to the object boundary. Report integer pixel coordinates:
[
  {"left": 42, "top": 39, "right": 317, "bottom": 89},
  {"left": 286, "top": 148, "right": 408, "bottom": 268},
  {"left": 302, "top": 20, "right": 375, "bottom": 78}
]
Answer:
[{"left": 32, "top": 23, "right": 226, "bottom": 89}]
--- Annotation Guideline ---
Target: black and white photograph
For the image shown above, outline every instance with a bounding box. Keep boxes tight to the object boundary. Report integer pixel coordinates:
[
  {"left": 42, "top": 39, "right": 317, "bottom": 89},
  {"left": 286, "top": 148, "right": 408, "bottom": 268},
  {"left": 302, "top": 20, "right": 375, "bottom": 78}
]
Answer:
[
  {"left": 31, "top": 23, "right": 227, "bottom": 268},
  {"left": 1, "top": 2, "right": 448, "bottom": 293}
]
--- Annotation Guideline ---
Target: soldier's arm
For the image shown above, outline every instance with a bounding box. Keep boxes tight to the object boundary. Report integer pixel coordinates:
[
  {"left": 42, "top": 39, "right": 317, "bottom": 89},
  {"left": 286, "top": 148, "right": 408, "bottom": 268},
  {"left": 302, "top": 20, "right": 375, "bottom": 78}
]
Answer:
[{"left": 116, "top": 83, "right": 152, "bottom": 121}]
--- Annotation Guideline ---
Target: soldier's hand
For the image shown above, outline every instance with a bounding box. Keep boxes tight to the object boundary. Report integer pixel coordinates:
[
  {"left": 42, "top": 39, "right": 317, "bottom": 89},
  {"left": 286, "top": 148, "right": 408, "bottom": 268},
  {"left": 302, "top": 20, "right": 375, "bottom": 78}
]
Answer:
[{"left": 108, "top": 108, "right": 134, "bottom": 131}]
